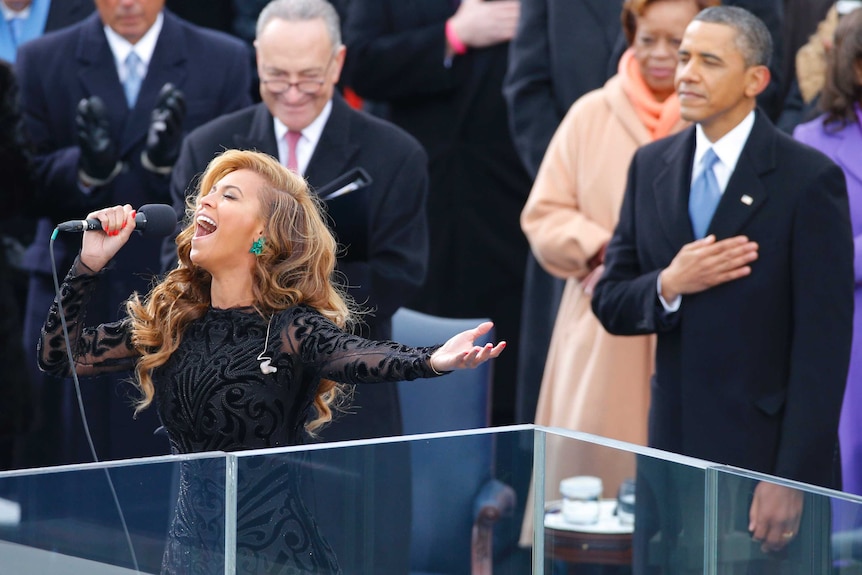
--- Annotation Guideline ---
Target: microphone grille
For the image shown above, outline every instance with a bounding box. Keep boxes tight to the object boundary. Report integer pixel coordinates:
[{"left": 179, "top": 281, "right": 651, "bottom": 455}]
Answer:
[{"left": 138, "top": 204, "right": 178, "bottom": 237}]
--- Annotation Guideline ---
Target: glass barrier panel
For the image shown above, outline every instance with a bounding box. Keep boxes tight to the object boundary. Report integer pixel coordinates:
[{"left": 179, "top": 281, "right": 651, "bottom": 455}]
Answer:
[
  {"left": 538, "top": 427, "right": 711, "bottom": 575},
  {"left": 0, "top": 453, "right": 225, "bottom": 574},
  {"left": 710, "top": 466, "right": 862, "bottom": 575},
  {"left": 231, "top": 426, "right": 535, "bottom": 575},
  {"left": 12, "top": 425, "right": 861, "bottom": 575}
]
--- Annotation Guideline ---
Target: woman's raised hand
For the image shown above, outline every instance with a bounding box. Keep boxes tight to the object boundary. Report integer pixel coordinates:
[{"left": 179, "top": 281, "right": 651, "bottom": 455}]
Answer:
[
  {"left": 80, "top": 204, "right": 137, "bottom": 272},
  {"left": 429, "top": 321, "right": 506, "bottom": 372}
]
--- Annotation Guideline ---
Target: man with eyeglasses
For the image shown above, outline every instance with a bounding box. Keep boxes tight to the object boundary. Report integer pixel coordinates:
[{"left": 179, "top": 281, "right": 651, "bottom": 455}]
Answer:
[
  {"left": 165, "top": 0, "right": 428, "bottom": 347},
  {"left": 163, "top": 2, "right": 428, "bottom": 571}
]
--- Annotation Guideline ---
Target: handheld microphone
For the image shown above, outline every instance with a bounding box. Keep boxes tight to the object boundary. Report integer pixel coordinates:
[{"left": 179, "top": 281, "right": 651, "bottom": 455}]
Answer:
[{"left": 56, "top": 203, "right": 177, "bottom": 236}]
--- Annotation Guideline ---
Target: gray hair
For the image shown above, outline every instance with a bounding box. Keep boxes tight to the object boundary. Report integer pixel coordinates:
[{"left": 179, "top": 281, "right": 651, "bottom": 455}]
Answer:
[
  {"left": 693, "top": 6, "right": 773, "bottom": 68},
  {"left": 256, "top": 0, "right": 342, "bottom": 52}
]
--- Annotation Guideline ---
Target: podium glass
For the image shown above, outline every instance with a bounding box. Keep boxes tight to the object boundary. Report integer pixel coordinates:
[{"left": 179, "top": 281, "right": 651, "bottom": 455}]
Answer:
[{"left": 0, "top": 426, "right": 860, "bottom": 574}]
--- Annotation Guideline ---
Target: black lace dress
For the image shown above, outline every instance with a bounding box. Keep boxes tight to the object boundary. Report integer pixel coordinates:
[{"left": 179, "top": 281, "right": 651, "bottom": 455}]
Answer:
[{"left": 38, "top": 259, "right": 442, "bottom": 574}]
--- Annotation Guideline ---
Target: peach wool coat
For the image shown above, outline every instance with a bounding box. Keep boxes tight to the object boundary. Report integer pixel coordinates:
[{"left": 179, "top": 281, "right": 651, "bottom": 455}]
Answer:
[{"left": 520, "top": 74, "right": 687, "bottom": 528}]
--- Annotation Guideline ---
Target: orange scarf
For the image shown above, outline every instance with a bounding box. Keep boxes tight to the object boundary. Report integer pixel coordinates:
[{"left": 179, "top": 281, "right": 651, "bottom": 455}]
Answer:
[{"left": 618, "top": 48, "right": 681, "bottom": 141}]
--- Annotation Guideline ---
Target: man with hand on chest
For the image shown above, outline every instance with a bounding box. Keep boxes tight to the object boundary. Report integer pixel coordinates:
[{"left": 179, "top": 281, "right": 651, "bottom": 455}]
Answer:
[{"left": 592, "top": 6, "right": 853, "bottom": 571}]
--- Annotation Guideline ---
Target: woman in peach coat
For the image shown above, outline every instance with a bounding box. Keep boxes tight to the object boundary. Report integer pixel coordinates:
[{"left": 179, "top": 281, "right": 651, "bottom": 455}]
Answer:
[{"left": 519, "top": 0, "right": 717, "bottom": 545}]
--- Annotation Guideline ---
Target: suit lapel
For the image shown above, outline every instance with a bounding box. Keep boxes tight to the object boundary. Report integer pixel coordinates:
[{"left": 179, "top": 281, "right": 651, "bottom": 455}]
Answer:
[
  {"left": 707, "top": 113, "right": 775, "bottom": 239},
  {"left": 304, "top": 95, "right": 361, "bottom": 193},
  {"left": 654, "top": 127, "right": 697, "bottom": 248},
  {"left": 233, "top": 103, "right": 279, "bottom": 156},
  {"left": 75, "top": 16, "right": 128, "bottom": 146},
  {"left": 118, "top": 11, "right": 188, "bottom": 156}
]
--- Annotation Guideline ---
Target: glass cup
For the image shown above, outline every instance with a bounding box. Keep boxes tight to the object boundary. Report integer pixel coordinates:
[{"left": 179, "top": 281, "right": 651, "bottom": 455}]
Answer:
[
  {"left": 617, "top": 477, "right": 636, "bottom": 525},
  {"left": 560, "top": 475, "right": 602, "bottom": 525}
]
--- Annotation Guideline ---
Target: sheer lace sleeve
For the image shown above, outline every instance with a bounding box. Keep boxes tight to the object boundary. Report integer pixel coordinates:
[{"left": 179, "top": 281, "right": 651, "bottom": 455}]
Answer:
[
  {"left": 280, "top": 307, "right": 443, "bottom": 384},
  {"left": 37, "top": 256, "right": 138, "bottom": 377}
]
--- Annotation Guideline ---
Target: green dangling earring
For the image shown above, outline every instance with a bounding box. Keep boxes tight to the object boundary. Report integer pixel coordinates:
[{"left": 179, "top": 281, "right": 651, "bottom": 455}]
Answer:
[{"left": 250, "top": 236, "right": 266, "bottom": 255}]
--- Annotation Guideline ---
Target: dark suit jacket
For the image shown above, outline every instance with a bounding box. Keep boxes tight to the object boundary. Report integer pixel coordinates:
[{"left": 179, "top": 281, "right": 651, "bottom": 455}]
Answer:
[
  {"left": 343, "top": 0, "right": 532, "bottom": 426},
  {"left": 0, "top": 60, "right": 33, "bottom": 446},
  {"left": 164, "top": 0, "right": 234, "bottom": 33},
  {"left": 342, "top": 0, "right": 531, "bottom": 306},
  {"left": 44, "top": 0, "right": 94, "bottom": 32},
  {"left": 15, "top": 9, "right": 252, "bottom": 465},
  {"left": 502, "top": 0, "right": 623, "bottom": 179},
  {"left": 592, "top": 111, "right": 853, "bottom": 489},
  {"left": 17, "top": 9, "right": 252, "bottom": 278},
  {"left": 164, "top": 96, "right": 429, "bottom": 345}
]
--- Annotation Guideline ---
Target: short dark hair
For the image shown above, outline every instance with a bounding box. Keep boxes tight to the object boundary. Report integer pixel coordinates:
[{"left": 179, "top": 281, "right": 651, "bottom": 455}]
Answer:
[
  {"left": 820, "top": 7, "right": 862, "bottom": 128},
  {"left": 693, "top": 6, "right": 773, "bottom": 68}
]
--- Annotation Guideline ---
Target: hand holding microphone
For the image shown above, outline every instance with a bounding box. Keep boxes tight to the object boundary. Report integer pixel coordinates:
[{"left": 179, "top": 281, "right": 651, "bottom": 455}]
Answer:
[
  {"left": 60, "top": 203, "right": 178, "bottom": 272},
  {"left": 78, "top": 205, "right": 137, "bottom": 272}
]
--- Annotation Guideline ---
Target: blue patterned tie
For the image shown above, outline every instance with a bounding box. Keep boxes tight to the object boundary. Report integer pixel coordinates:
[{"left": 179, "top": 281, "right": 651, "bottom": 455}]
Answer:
[
  {"left": 123, "top": 52, "right": 143, "bottom": 108},
  {"left": 689, "top": 148, "right": 721, "bottom": 239}
]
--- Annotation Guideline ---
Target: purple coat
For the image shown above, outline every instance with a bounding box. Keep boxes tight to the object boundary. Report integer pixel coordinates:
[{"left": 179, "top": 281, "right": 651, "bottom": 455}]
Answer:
[{"left": 795, "top": 110, "right": 862, "bottom": 496}]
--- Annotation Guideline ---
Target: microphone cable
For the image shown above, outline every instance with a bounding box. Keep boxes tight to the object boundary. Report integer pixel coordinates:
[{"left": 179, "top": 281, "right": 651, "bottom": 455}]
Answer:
[{"left": 49, "top": 228, "right": 141, "bottom": 574}]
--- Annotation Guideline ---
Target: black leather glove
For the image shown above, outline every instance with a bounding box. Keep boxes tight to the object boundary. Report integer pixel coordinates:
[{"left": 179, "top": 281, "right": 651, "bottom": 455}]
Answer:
[
  {"left": 142, "top": 83, "right": 186, "bottom": 172},
  {"left": 76, "top": 96, "right": 121, "bottom": 186}
]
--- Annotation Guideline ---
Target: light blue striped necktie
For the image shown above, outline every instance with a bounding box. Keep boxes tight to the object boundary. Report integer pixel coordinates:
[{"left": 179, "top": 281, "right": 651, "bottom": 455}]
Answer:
[
  {"left": 123, "top": 51, "right": 143, "bottom": 108},
  {"left": 689, "top": 148, "right": 721, "bottom": 239}
]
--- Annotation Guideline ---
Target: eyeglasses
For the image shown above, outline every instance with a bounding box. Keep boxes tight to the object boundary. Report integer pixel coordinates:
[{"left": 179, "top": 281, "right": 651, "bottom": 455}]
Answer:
[
  {"left": 259, "top": 57, "right": 335, "bottom": 96},
  {"left": 260, "top": 77, "right": 327, "bottom": 96}
]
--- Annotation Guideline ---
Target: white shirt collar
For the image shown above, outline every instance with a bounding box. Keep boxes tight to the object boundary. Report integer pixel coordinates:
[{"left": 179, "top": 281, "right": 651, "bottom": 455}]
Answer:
[
  {"left": 104, "top": 11, "right": 164, "bottom": 73},
  {"left": 1, "top": 3, "right": 30, "bottom": 19},
  {"left": 272, "top": 99, "right": 333, "bottom": 175},
  {"left": 692, "top": 110, "right": 756, "bottom": 193}
]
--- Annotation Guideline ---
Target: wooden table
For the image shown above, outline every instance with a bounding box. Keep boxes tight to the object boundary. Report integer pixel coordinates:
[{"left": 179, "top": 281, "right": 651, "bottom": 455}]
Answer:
[{"left": 544, "top": 500, "right": 633, "bottom": 566}]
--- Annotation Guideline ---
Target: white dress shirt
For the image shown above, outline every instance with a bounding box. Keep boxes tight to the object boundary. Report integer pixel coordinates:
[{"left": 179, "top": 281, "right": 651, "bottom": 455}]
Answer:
[
  {"left": 272, "top": 99, "right": 332, "bottom": 176},
  {"left": 103, "top": 11, "right": 164, "bottom": 83},
  {"left": 658, "top": 110, "right": 756, "bottom": 312}
]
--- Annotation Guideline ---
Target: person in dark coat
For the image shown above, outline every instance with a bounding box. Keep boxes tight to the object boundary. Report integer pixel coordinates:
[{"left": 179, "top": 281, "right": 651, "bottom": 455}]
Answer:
[
  {"left": 0, "top": 0, "right": 94, "bottom": 63},
  {"left": 0, "top": 60, "right": 34, "bottom": 471},
  {"left": 15, "top": 0, "right": 253, "bottom": 468},
  {"left": 592, "top": 7, "right": 852, "bottom": 571},
  {"left": 342, "top": 0, "right": 532, "bottom": 427}
]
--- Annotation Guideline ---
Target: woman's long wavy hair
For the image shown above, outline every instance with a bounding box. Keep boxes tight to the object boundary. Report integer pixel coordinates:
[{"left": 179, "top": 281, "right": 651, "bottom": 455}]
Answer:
[
  {"left": 820, "top": 7, "right": 862, "bottom": 130},
  {"left": 125, "top": 149, "right": 354, "bottom": 433}
]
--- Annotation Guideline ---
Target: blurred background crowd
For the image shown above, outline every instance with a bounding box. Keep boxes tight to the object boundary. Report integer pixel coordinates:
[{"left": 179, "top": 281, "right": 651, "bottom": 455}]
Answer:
[{"left": 0, "top": 0, "right": 860, "bottom": 508}]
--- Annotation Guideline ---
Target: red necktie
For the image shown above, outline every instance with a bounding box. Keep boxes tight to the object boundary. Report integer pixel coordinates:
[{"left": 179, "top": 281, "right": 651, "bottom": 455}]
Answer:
[{"left": 285, "top": 130, "right": 301, "bottom": 173}]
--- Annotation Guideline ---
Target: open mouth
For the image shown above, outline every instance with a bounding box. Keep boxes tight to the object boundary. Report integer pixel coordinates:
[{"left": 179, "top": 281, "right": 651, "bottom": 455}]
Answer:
[{"left": 195, "top": 215, "right": 217, "bottom": 238}]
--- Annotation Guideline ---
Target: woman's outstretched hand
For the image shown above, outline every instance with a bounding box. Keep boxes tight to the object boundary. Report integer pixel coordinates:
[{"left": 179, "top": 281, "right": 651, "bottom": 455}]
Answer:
[
  {"left": 429, "top": 321, "right": 506, "bottom": 372},
  {"left": 80, "top": 204, "right": 137, "bottom": 272}
]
